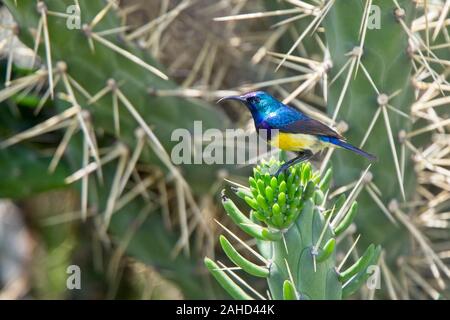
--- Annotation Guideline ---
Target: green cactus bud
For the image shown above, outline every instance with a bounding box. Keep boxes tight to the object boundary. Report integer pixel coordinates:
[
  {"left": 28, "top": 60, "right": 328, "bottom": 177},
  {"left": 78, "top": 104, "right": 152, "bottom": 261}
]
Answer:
[
  {"left": 263, "top": 173, "right": 271, "bottom": 186},
  {"left": 277, "top": 172, "right": 285, "bottom": 185},
  {"left": 270, "top": 176, "right": 278, "bottom": 190},
  {"left": 279, "top": 181, "right": 287, "bottom": 193},
  {"left": 249, "top": 177, "right": 257, "bottom": 189},
  {"left": 278, "top": 192, "right": 286, "bottom": 207},
  {"left": 257, "top": 180, "right": 266, "bottom": 196},
  {"left": 265, "top": 186, "right": 274, "bottom": 203},
  {"left": 272, "top": 203, "right": 281, "bottom": 216},
  {"left": 301, "top": 163, "right": 312, "bottom": 184},
  {"left": 256, "top": 194, "right": 269, "bottom": 211}
]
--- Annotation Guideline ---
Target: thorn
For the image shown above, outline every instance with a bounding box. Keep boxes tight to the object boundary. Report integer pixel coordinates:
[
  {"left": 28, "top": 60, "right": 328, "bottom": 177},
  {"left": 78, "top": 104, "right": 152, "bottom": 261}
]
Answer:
[
  {"left": 381, "top": 106, "right": 406, "bottom": 201},
  {"left": 89, "top": 31, "right": 168, "bottom": 80},
  {"left": 37, "top": 1, "right": 54, "bottom": 99},
  {"left": 337, "top": 234, "right": 361, "bottom": 272}
]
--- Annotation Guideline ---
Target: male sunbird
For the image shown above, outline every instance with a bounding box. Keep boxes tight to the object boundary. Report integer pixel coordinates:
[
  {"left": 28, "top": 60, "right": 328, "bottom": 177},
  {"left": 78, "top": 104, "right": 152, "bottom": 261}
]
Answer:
[{"left": 218, "top": 91, "right": 376, "bottom": 175}]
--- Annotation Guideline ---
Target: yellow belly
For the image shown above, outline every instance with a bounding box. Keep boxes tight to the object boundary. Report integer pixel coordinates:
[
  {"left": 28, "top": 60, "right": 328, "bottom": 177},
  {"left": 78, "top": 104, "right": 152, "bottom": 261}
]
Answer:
[{"left": 269, "top": 132, "right": 323, "bottom": 152}]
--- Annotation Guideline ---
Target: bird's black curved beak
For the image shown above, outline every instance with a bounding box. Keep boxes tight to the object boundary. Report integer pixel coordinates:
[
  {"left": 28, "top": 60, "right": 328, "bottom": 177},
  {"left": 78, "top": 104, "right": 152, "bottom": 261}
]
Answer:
[{"left": 217, "top": 95, "right": 245, "bottom": 104}]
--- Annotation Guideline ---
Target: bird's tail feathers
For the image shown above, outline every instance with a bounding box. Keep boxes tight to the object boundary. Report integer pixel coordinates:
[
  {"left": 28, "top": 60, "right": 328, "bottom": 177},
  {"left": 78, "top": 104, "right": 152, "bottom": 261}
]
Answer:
[{"left": 324, "top": 137, "right": 377, "bottom": 161}]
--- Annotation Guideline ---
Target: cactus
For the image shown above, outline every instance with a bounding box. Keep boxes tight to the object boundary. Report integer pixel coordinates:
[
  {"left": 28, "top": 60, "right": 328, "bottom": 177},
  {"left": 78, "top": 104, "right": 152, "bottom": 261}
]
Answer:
[
  {"left": 206, "top": 159, "right": 381, "bottom": 299},
  {"left": 0, "top": 0, "right": 230, "bottom": 298}
]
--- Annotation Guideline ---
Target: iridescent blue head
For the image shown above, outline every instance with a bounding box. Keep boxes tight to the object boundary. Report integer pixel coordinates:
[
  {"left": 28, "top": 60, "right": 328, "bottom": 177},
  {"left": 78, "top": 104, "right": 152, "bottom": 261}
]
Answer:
[{"left": 218, "top": 91, "right": 283, "bottom": 116}]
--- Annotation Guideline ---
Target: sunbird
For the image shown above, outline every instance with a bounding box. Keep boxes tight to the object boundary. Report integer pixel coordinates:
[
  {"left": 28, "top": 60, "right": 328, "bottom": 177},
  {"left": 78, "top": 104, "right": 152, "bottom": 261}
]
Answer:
[{"left": 218, "top": 91, "right": 376, "bottom": 175}]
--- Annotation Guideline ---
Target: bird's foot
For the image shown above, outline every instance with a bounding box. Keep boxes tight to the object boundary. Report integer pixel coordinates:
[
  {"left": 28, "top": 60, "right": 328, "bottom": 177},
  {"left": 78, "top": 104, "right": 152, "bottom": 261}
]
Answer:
[{"left": 272, "top": 150, "right": 313, "bottom": 176}]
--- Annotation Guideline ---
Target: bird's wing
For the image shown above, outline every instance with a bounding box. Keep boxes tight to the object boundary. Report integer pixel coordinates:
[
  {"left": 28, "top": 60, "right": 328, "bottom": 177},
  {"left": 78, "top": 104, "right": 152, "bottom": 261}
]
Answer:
[{"left": 278, "top": 118, "right": 344, "bottom": 139}]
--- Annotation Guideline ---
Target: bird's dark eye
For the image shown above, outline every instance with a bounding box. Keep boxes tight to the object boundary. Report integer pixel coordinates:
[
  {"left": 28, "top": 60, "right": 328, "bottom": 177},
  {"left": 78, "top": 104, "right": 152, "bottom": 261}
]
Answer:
[{"left": 249, "top": 96, "right": 260, "bottom": 103}]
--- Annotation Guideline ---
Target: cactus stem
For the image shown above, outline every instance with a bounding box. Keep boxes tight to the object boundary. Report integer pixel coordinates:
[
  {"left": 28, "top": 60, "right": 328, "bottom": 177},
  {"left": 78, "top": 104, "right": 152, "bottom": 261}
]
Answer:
[{"left": 337, "top": 234, "right": 361, "bottom": 272}]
